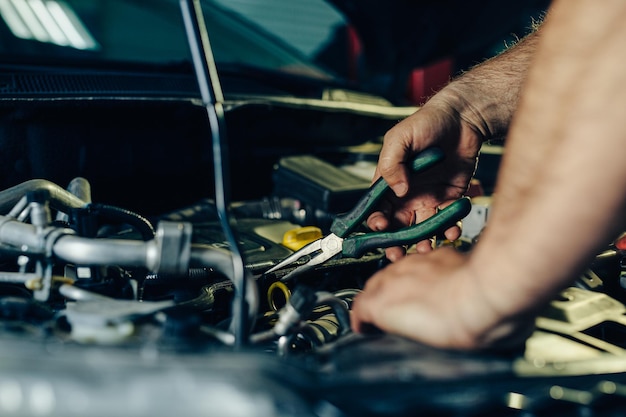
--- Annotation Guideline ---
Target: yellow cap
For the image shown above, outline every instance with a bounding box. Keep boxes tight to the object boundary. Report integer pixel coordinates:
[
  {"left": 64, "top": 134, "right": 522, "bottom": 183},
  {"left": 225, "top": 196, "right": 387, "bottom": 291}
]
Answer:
[{"left": 281, "top": 226, "right": 323, "bottom": 251}]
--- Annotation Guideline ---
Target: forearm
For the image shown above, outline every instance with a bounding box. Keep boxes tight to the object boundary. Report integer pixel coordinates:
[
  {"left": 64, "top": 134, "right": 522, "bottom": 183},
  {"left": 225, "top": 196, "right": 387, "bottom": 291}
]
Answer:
[
  {"left": 374, "top": 26, "right": 541, "bottom": 201},
  {"left": 471, "top": 0, "right": 626, "bottom": 316},
  {"left": 432, "top": 25, "right": 541, "bottom": 141}
]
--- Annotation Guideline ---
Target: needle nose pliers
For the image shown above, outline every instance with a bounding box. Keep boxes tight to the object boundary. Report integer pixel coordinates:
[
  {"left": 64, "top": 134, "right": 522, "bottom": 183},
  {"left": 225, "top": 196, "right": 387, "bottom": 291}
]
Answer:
[{"left": 264, "top": 147, "right": 472, "bottom": 282}]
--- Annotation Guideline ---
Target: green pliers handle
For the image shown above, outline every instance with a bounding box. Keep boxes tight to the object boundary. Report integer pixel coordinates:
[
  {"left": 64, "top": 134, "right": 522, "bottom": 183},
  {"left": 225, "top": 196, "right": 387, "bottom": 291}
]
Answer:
[
  {"left": 330, "top": 147, "right": 445, "bottom": 238},
  {"left": 341, "top": 197, "right": 472, "bottom": 258}
]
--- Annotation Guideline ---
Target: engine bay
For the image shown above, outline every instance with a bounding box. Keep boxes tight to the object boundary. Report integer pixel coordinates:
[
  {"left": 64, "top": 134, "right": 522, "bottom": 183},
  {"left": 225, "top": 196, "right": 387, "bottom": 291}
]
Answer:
[
  {"left": 1, "top": 97, "right": 626, "bottom": 416},
  {"left": 1, "top": 1, "right": 626, "bottom": 416}
]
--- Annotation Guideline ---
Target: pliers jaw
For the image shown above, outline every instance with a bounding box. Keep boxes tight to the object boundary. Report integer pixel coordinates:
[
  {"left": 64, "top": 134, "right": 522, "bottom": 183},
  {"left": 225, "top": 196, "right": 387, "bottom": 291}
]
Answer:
[
  {"left": 264, "top": 238, "right": 322, "bottom": 275},
  {"left": 264, "top": 233, "right": 344, "bottom": 282}
]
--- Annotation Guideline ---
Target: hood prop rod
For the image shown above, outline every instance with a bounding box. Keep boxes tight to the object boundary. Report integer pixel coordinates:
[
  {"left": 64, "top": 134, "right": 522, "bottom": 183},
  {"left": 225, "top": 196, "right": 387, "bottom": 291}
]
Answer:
[{"left": 179, "top": 0, "right": 249, "bottom": 348}]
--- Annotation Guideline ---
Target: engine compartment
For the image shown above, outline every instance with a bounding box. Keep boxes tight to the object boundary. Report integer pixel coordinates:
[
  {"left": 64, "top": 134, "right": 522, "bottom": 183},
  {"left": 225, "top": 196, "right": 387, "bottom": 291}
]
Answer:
[
  {"left": 1, "top": 2, "right": 626, "bottom": 404},
  {"left": 1, "top": 93, "right": 626, "bottom": 416}
]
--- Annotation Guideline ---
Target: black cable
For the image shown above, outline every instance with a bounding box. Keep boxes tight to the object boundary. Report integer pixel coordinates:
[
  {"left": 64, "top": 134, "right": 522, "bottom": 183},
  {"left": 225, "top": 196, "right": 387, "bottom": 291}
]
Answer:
[
  {"left": 89, "top": 203, "right": 155, "bottom": 241},
  {"left": 179, "top": 0, "right": 248, "bottom": 348}
]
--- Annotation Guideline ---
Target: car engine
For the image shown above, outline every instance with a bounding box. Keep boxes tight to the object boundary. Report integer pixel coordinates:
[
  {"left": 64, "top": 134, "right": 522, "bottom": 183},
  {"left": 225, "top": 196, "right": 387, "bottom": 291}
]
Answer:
[{"left": 1, "top": 1, "right": 626, "bottom": 416}]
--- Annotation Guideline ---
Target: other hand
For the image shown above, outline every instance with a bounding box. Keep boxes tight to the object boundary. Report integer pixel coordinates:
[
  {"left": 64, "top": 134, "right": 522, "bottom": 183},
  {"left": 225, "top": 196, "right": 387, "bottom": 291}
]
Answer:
[{"left": 350, "top": 247, "right": 536, "bottom": 351}]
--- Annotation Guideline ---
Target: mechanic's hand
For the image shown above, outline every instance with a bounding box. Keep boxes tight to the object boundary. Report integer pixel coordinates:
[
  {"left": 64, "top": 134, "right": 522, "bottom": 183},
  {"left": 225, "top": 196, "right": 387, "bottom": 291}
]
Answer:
[
  {"left": 350, "top": 247, "right": 536, "bottom": 351},
  {"left": 368, "top": 94, "right": 484, "bottom": 261}
]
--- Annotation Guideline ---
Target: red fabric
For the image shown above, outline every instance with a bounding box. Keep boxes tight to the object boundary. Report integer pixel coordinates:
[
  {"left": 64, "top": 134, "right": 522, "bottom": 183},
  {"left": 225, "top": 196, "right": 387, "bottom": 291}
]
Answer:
[
  {"left": 346, "top": 25, "right": 362, "bottom": 81},
  {"left": 406, "top": 58, "right": 454, "bottom": 105}
]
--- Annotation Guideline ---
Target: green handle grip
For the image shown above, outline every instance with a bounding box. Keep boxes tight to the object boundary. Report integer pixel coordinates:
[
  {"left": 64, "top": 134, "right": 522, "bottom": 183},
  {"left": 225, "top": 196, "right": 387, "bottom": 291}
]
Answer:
[
  {"left": 330, "top": 147, "right": 445, "bottom": 238},
  {"left": 341, "top": 197, "right": 472, "bottom": 258}
]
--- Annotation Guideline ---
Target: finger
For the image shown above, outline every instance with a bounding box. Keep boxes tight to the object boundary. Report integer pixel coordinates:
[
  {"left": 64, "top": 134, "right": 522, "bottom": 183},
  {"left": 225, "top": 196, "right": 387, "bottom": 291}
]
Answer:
[
  {"left": 352, "top": 262, "right": 427, "bottom": 338},
  {"left": 367, "top": 210, "right": 390, "bottom": 232},
  {"left": 415, "top": 239, "right": 435, "bottom": 254},
  {"left": 377, "top": 127, "right": 417, "bottom": 198},
  {"left": 349, "top": 300, "right": 368, "bottom": 333},
  {"left": 350, "top": 288, "right": 379, "bottom": 333},
  {"left": 384, "top": 246, "right": 407, "bottom": 262},
  {"left": 444, "top": 224, "right": 462, "bottom": 241}
]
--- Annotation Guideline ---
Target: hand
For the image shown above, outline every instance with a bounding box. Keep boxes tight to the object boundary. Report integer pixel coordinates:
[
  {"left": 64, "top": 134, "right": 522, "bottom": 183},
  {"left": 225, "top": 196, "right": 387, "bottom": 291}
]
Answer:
[
  {"left": 350, "top": 247, "right": 536, "bottom": 351},
  {"left": 368, "top": 96, "right": 484, "bottom": 261}
]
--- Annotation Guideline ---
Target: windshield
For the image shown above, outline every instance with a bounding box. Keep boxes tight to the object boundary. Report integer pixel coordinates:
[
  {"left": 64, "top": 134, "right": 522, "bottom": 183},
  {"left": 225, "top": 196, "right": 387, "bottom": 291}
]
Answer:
[{"left": 0, "top": 0, "right": 334, "bottom": 79}]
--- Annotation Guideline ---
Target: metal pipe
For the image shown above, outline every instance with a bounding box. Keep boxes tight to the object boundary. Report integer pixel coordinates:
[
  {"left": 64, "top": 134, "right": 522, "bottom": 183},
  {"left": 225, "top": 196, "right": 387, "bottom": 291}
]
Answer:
[
  {"left": 53, "top": 235, "right": 157, "bottom": 270},
  {"left": 0, "top": 213, "right": 246, "bottom": 285},
  {"left": 0, "top": 215, "right": 48, "bottom": 252},
  {"left": 0, "top": 179, "right": 88, "bottom": 214}
]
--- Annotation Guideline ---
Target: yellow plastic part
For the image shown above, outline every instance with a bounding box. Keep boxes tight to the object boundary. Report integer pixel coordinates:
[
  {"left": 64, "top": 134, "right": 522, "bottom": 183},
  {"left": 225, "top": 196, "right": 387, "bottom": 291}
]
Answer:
[
  {"left": 281, "top": 226, "right": 323, "bottom": 251},
  {"left": 267, "top": 281, "right": 291, "bottom": 311}
]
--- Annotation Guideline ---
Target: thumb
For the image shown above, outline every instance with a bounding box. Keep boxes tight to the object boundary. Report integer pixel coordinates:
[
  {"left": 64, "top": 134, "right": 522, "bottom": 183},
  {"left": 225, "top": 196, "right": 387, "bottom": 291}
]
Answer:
[{"left": 375, "top": 157, "right": 409, "bottom": 198}]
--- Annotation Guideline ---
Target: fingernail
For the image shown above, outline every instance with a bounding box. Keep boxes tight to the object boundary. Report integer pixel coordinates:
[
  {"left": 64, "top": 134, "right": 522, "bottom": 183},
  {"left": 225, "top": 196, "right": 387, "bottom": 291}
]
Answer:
[{"left": 394, "top": 182, "right": 408, "bottom": 197}]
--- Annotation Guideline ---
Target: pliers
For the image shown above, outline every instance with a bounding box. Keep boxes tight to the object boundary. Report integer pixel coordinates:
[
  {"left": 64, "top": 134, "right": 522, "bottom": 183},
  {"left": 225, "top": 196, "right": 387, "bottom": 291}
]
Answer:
[{"left": 264, "top": 147, "right": 472, "bottom": 282}]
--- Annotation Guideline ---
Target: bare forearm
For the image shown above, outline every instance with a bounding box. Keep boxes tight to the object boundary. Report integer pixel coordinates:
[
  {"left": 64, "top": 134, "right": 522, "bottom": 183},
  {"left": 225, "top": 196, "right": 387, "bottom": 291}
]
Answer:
[
  {"left": 472, "top": 0, "right": 626, "bottom": 315},
  {"left": 436, "top": 26, "right": 541, "bottom": 141},
  {"left": 374, "top": 25, "right": 541, "bottom": 203}
]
